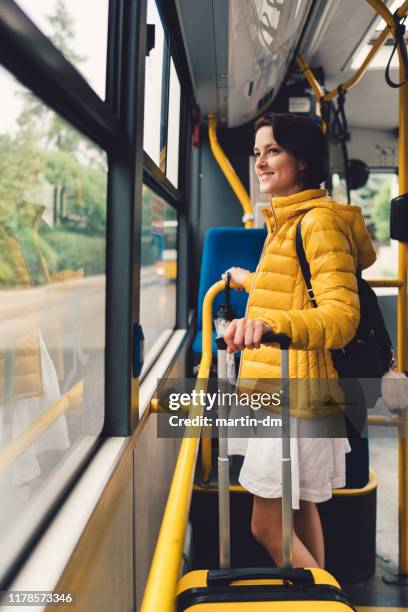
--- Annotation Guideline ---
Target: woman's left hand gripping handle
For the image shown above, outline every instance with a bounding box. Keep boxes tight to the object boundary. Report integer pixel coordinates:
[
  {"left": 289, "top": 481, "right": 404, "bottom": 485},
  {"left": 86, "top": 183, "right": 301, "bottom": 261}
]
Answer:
[{"left": 221, "top": 267, "right": 250, "bottom": 291}]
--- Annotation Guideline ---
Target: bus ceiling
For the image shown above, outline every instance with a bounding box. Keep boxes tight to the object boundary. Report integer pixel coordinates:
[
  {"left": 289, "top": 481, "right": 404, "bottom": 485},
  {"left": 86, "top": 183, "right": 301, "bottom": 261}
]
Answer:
[
  {"left": 175, "top": 0, "right": 402, "bottom": 132},
  {"left": 175, "top": 0, "right": 316, "bottom": 127}
]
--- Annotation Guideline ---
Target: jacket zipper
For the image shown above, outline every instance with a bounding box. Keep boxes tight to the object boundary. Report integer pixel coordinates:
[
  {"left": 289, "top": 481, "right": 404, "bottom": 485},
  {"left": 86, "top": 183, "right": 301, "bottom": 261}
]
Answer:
[{"left": 237, "top": 200, "right": 277, "bottom": 381}]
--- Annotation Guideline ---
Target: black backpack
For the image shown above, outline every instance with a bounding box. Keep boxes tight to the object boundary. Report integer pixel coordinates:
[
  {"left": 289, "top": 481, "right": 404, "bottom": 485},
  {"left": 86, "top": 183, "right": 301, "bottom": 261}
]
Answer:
[{"left": 296, "top": 222, "right": 394, "bottom": 380}]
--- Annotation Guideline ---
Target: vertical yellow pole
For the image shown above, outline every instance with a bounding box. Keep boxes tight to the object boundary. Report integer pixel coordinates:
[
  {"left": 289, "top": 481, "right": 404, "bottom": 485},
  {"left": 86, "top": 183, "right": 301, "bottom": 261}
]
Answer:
[
  {"left": 398, "top": 52, "right": 408, "bottom": 577},
  {"left": 200, "top": 282, "right": 225, "bottom": 483},
  {"left": 208, "top": 114, "right": 254, "bottom": 228}
]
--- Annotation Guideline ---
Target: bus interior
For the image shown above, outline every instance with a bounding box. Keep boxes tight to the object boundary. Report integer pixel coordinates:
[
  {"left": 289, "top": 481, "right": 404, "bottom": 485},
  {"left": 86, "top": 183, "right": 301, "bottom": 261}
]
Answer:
[{"left": 0, "top": 0, "right": 407, "bottom": 610}]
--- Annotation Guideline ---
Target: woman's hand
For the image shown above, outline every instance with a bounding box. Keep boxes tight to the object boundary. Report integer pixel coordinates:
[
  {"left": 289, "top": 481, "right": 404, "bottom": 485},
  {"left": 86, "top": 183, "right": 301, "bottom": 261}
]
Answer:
[
  {"left": 221, "top": 267, "right": 250, "bottom": 291},
  {"left": 224, "top": 318, "right": 272, "bottom": 353}
]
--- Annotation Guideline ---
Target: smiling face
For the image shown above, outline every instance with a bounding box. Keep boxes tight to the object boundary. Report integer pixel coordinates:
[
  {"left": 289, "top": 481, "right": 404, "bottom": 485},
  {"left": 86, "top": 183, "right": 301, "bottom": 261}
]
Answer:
[{"left": 254, "top": 126, "right": 303, "bottom": 196}]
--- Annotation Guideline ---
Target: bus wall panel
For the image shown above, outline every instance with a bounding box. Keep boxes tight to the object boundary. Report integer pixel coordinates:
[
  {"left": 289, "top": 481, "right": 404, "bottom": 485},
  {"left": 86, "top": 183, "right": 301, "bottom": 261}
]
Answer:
[
  {"left": 197, "top": 124, "right": 253, "bottom": 261},
  {"left": 134, "top": 339, "right": 188, "bottom": 609},
  {"left": 50, "top": 449, "right": 134, "bottom": 612},
  {"left": 134, "top": 418, "right": 180, "bottom": 610}
]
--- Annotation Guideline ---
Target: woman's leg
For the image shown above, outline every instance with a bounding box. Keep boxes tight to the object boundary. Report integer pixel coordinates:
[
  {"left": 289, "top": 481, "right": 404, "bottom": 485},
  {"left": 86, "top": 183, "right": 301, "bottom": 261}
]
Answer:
[
  {"left": 293, "top": 500, "right": 325, "bottom": 568},
  {"left": 251, "top": 496, "right": 320, "bottom": 567}
]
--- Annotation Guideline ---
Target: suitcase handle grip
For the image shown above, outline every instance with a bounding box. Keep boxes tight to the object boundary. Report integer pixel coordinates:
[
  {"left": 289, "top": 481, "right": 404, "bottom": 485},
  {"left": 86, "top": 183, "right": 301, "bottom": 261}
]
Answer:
[
  {"left": 261, "top": 332, "right": 291, "bottom": 349},
  {"left": 216, "top": 332, "right": 291, "bottom": 351},
  {"left": 207, "top": 567, "right": 314, "bottom": 587}
]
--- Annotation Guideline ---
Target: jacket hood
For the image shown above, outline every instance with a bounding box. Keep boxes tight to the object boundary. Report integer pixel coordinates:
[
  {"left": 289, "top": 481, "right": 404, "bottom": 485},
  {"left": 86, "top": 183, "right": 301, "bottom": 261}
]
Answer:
[{"left": 268, "top": 188, "right": 377, "bottom": 270}]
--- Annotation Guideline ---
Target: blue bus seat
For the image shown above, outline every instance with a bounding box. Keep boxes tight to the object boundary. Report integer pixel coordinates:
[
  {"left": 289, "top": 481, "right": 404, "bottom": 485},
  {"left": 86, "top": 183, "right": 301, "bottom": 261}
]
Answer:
[{"left": 193, "top": 227, "right": 266, "bottom": 356}]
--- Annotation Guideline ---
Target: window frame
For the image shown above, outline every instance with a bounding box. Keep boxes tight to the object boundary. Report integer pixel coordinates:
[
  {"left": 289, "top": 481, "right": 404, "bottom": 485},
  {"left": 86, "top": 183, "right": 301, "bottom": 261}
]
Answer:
[
  {"left": 143, "top": 0, "right": 190, "bottom": 198},
  {"left": 0, "top": 1, "right": 119, "bottom": 149},
  {"left": 142, "top": 0, "right": 194, "bottom": 333},
  {"left": 159, "top": 24, "right": 171, "bottom": 174},
  {"left": 139, "top": 184, "right": 179, "bottom": 373},
  {"left": 165, "top": 56, "right": 183, "bottom": 188}
]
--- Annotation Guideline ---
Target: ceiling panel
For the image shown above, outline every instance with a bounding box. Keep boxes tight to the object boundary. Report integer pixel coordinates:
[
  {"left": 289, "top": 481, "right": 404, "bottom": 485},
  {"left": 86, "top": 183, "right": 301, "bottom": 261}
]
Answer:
[{"left": 301, "top": 0, "right": 399, "bottom": 131}]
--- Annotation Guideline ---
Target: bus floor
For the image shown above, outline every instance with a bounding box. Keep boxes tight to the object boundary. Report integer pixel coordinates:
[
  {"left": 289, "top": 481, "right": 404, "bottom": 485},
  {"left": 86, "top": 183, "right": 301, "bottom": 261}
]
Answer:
[
  {"left": 345, "top": 435, "right": 408, "bottom": 610},
  {"left": 345, "top": 553, "right": 408, "bottom": 609}
]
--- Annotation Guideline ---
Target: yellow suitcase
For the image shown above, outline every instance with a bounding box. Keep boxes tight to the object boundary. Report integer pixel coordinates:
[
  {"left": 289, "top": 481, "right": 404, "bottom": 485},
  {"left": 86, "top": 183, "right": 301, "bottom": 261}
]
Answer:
[{"left": 177, "top": 567, "right": 355, "bottom": 610}]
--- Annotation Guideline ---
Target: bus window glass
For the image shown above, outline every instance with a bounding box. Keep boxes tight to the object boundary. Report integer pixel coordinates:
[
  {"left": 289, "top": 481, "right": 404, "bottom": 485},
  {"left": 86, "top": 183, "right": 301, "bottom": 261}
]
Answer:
[
  {"left": 166, "top": 58, "right": 181, "bottom": 187},
  {"left": 331, "top": 172, "right": 399, "bottom": 279},
  {"left": 144, "top": 0, "right": 168, "bottom": 169},
  {"left": 140, "top": 185, "right": 177, "bottom": 361},
  {"left": 16, "top": 0, "right": 108, "bottom": 99},
  {"left": 0, "top": 66, "right": 107, "bottom": 574}
]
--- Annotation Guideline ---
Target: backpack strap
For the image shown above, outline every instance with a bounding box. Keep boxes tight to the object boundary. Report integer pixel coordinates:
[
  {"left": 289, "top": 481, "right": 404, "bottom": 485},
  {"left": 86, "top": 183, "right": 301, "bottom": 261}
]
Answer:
[{"left": 296, "top": 222, "right": 318, "bottom": 308}]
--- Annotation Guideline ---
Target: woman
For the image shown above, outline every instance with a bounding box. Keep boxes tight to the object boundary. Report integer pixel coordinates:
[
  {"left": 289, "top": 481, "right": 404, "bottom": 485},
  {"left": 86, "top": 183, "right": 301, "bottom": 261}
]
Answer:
[{"left": 223, "top": 113, "right": 376, "bottom": 569}]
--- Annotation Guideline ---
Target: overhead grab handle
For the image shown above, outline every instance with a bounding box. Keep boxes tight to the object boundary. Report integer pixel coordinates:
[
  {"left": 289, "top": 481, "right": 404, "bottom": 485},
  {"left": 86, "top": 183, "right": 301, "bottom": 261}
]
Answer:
[{"left": 385, "top": 12, "right": 408, "bottom": 88}]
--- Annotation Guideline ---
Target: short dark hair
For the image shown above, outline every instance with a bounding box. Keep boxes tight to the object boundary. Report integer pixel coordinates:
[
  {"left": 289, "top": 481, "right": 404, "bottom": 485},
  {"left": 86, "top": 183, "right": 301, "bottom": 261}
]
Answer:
[{"left": 254, "top": 113, "right": 329, "bottom": 189}]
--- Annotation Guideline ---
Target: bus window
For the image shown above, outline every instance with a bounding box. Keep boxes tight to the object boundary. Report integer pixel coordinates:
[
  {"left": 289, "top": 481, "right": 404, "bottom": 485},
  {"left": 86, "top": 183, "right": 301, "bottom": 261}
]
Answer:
[
  {"left": 144, "top": 0, "right": 168, "bottom": 169},
  {"left": 166, "top": 58, "right": 181, "bottom": 187},
  {"left": 331, "top": 171, "right": 399, "bottom": 279},
  {"left": 140, "top": 185, "right": 177, "bottom": 360},
  {"left": 156, "top": 220, "right": 178, "bottom": 280},
  {"left": 0, "top": 65, "right": 106, "bottom": 576},
  {"left": 16, "top": 0, "right": 109, "bottom": 100}
]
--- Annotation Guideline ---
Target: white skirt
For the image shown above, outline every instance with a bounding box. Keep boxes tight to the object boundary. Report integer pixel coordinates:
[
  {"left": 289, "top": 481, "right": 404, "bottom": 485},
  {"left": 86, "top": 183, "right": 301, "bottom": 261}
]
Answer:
[{"left": 238, "top": 416, "right": 351, "bottom": 510}]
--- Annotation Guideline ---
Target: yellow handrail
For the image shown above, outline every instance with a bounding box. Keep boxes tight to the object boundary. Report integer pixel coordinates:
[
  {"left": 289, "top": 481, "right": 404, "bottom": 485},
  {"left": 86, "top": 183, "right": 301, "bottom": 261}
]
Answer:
[
  {"left": 397, "top": 0, "right": 408, "bottom": 20},
  {"left": 367, "top": 278, "right": 404, "bottom": 287},
  {"left": 200, "top": 281, "right": 226, "bottom": 483},
  {"left": 366, "top": 0, "right": 395, "bottom": 26},
  {"left": 194, "top": 468, "right": 380, "bottom": 496},
  {"left": 324, "top": 0, "right": 408, "bottom": 101},
  {"left": 298, "top": 1, "right": 408, "bottom": 105},
  {"left": 141, "top": 282, "right": 223, "bottom": 612},
  {"left": 140, "top": 365, "right": 211, "bottom": 612},
  {"left": 368, "top": 414, "right": 399, "bottom": 426},
  {"left": 208, "top": 114, "right": 254, "bottom": 228},
  {"left": 296, "top": 54, "right": 325, "bottom": 102},
  {"left": 397, "top": 45, "right": 408, "bottom": 575},
  {"left": 0, "top": 380, "right": 83, "bottom": 474},
  {"left": 323, "top": 27, "right": 390, "bottom": 102},
  {"left": 296, "top": 54, "right": 327, "bottom": 131}
]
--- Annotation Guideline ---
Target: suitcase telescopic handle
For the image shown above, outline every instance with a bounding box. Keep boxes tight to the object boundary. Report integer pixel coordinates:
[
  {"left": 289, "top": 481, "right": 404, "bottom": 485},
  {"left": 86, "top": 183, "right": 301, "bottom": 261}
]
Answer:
[
  {"left": 261, "top": 332, "right": 291, "bottom": 349},
  {"left": 215, "top": 332, "right": 291, "bottom": 351},
  {"left": 207, "top": 567, "right": 314, "bottom": 587}
]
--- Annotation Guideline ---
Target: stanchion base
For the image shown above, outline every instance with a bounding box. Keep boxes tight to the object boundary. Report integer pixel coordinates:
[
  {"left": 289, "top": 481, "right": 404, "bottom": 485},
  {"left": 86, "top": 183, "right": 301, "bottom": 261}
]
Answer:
[{"left": 383, "top": 573, "right": 408, "bottom": 586}]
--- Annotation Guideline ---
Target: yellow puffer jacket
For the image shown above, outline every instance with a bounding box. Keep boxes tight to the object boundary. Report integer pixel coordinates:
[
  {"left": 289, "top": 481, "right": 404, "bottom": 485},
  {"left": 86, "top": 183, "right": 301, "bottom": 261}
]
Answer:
[{"left": 239, "top": 188, "right": 376, "bottom": 417}]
